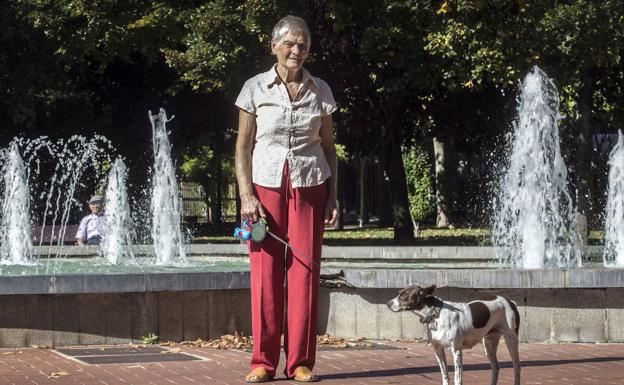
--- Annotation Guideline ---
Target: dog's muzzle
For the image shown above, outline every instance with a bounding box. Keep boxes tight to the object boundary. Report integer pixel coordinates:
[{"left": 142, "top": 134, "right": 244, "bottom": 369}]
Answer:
[{"left": 386, "top": 298, "right": 402, "bottom": 312}]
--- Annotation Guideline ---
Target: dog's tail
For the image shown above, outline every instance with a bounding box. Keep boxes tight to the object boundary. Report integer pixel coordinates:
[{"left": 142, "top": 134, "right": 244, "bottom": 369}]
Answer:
[{"left": 503, "top": 297, "right": 520, "bottom": 335}]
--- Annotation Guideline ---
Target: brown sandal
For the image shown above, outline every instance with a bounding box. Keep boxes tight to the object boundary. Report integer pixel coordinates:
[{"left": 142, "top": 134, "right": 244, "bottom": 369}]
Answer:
[
  {"left": 245, "top": 367, "right": 273, "bottom": 383},
  {"left": 293, "top": 366, "right": 319, "bottom": 382}
]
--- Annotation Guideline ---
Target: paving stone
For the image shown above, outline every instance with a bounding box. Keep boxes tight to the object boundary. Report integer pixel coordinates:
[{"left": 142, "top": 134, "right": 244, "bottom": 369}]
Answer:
[{"left": 1, "top": 342, "right": 624, "bottom": 385}]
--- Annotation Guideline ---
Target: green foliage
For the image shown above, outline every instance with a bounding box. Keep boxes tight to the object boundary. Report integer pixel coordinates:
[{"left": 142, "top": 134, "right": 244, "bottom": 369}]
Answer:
[
  {"left": 195, "top": 226, "right": 493, "bottom": 246},
  {"left": 3, "top": 0, "right": 624, "bottom": 230},
  {"left": 141, "top": 332, "right": 159, "bottom": 345},
  {"left": 402, "top": 144, "right": 433, "bottom": 222},
  {"left": 162, "top": 0, "right": 278, "bottom": 95},
  {"left": 180, "top": 146, "right": 215, "bottom": 179},
  {"left": 335, "top": 143, "right": 349, "bottom": 162}
]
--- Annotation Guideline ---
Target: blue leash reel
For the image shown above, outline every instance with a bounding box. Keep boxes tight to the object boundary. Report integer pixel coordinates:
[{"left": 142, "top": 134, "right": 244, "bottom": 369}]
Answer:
[{"left": 233, "top": 218, "right": 268, "bottom": 242}]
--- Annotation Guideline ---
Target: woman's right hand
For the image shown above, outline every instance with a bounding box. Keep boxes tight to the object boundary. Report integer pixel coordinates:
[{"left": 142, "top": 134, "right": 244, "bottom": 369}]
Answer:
[{"left": 240, "top": 193, "right": 266, "bottom": 223}]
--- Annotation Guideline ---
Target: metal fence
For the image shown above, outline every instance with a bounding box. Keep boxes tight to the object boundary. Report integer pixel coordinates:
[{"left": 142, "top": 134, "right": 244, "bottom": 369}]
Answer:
[{"left": 180, "top": 179, "right": 238, "bottom": 223}]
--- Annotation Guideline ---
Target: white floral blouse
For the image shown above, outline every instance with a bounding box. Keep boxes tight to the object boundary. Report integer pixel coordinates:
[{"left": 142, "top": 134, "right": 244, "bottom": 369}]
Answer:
[{"left": 235, "top": 65, "right": 337, "bottom": 188}]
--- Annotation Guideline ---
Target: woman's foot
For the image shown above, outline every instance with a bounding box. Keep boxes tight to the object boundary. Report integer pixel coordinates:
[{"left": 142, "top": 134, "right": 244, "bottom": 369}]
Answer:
[
  {"left": 245, "top": 367, "right": 273, "bottom": 383},
  {"left": 293, "top": 366, "right": 319, "bottom": 382}
]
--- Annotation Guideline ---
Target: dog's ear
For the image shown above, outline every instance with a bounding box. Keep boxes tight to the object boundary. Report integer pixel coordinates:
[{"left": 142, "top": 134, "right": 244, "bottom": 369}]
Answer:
[
  {"left": 422, "top": 285, "right": 436, "bottom": 295},
  {"left": 423, "top": 295, "right": 438, "bottom": 306}
]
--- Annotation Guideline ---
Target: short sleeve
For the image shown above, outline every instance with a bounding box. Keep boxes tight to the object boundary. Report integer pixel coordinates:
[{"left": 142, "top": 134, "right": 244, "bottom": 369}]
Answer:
[
  {"left": 235, "top": 79, "right": 256, "bottom": 114},
  {"left": 318, "top": 80, "right": 337, "bottom": 116},
  {"left": 75, "top": 216, "right": 88, "bottom": 239}
]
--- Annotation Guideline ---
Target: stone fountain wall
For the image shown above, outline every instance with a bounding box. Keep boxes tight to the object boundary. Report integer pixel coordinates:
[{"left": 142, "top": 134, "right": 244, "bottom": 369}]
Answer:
[{"left": 1, "top": 283, "right": 623, "bottom": 347}]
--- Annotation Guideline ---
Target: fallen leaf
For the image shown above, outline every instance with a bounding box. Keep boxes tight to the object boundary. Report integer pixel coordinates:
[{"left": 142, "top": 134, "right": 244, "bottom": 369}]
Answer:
[
  {"left": 48, "top": 371, "right": 69, "bottom": 379},
  {"left": 161, "top": 347, "right": 182, "bottom": 354}
]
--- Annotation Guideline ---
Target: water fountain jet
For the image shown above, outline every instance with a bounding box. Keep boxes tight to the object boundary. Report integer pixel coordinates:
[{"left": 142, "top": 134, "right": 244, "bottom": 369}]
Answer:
[
  {"left": 149, "top": 108, "right": 187, "bottom": 265},
  {"left": 102, "top": 158, "right": 135, "bottom": 264},
  {"left": 0, "top": 142, "right": 33, "bottom": 265},
  {"left": 492, "top": 66, "right": 581, "bottom": 268},
  {"left": 603, "top": 130, "right": 624, "bottom": 267}
]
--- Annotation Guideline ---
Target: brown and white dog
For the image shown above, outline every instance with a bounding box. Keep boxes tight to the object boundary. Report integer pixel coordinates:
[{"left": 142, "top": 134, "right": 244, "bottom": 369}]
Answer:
[{"left": 387, "top": 285, "right": 520, "bottom": 385}]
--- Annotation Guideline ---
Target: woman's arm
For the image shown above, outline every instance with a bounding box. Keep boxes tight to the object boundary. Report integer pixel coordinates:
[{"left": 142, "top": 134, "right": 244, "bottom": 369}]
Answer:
[
  {"left": 319, "top": 114, "right": 339, "bottom": 227},
  {"left": 235, "top": 109, "right": 265, "bottom": 222}
]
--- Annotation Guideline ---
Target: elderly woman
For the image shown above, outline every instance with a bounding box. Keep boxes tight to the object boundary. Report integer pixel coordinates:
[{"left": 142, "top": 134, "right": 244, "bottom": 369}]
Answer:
[{"left": 235, "top": 15, "right": 338, "bottom": 383}]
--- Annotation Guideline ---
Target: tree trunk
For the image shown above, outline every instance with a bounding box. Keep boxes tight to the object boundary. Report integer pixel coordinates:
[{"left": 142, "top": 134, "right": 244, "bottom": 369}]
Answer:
[
  {"left": 434, "top": 136, "right": 451, "bottom": 227},
  {"left": 574, "top": 73, "right": 595, "bottom": 245},
  {"left": 376, "top": 160, "right": 393, "bottom": 227},
  {"left": 335, "top": 161, "right": 344, "bottom": 230},
  {"left": 200, "top": 178, "right": 212, "bottom": 223},
  {"left": 358, "top": 157, "right": 369, "bottom": 227},
  {"left": 213, "top": 151, "right": 223, "bottom": 226},
  {"left": 387, "top": 123, "right": 414, "bottom": 244}
]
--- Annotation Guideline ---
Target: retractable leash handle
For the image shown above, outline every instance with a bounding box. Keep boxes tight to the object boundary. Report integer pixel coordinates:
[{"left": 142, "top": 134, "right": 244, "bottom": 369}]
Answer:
[
  {"left": 233, "top": 218, "right": 320, "bottom": 268},
  {"left": 233, "top": 218, "right": 268, "bottom": 242}
]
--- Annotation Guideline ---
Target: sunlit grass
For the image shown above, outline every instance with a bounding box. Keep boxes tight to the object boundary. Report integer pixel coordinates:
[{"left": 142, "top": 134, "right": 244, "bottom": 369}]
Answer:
[
  {"left": 194, "top": 226, "right": 606, "bottom": 246},
  {"left": 195, "top": 226, "right": 493, "bottom": 246}
]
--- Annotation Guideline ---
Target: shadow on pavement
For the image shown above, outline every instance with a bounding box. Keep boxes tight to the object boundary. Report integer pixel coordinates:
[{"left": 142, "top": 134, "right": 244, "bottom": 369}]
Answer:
[{"left": 318, "top": 356, "right": 624, "bottom": 381}]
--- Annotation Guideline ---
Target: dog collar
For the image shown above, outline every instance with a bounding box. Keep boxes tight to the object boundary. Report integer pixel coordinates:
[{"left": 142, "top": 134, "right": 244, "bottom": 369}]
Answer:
[{"left": 420, "top": 297, "right": 444, "bottom": 324}]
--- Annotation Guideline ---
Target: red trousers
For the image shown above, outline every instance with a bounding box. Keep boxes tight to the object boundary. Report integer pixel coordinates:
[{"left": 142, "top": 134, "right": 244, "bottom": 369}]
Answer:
[{"left": 248, "top": 168, "right": 326, "bottom": 378}]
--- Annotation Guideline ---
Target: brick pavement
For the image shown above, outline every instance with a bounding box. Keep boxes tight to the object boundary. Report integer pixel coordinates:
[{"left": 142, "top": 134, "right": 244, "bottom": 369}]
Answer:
[{"left": 1, "top": 341, "right": 623, "bottom": 385}]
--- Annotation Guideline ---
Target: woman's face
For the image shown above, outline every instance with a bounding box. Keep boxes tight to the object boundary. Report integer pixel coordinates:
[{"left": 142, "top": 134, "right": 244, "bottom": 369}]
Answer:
[{"left": 272, "top": 31, "right": 309, "bottom": 71}]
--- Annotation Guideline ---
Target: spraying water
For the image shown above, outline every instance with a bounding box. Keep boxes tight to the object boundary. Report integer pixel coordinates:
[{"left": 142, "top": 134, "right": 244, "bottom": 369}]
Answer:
[
  {"left": 149, "top": 108, "right": 187, "bottom": 264},
  {"left": 38, "top": 135, "right": 114, "bottom": 250},
  {"left": 492, "top": 66, "right": 581, "bottom": 268},
  {"left": 603, "top": 130, "right": 624, "bottom": 267},
  {"left": 102, "top": 158, "right": 135, "bottom": 264},
  {"left": 0, "top": 142, "right": 33, "bottom": 265}
]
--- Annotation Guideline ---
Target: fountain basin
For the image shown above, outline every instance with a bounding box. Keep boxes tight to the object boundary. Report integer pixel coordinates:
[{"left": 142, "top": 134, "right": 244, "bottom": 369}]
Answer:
[
  {"left": 0, "top": 266, "right": 623, "bottom": 295},
  {"left": 0, "top": 245, "right": 622, "bottom": 347}
]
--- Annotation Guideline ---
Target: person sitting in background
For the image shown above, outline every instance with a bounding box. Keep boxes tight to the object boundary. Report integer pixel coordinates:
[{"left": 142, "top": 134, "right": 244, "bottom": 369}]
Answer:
[{"left": 75, "top": 195, "right": 106, "bottom": 246}]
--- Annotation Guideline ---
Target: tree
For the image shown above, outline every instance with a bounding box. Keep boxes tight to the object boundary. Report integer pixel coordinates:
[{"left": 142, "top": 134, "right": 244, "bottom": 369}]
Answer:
[
  {"left": 315, "top": 0, "right": 445, "bottom": 243},
  {"left": 422, "top": 0, "right": 624, "bottom": 234},
  {"left": 18, "top": 0, "right": 241, "bottom": 219},
  {"left": 537, "top": 1, "right": 624, "bottom": 239},
  {"left": 403, "top": 143, "right": 434, "bottom": 234}
]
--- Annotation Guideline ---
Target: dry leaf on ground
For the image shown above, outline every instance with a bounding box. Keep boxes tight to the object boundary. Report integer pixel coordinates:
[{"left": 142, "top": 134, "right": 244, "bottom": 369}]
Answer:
[
  {"left": 161, "top": 347, "right": 182, "bottom": 354},
  {"left": 48, "top": 371, "right": 69, "bottom": 379}
]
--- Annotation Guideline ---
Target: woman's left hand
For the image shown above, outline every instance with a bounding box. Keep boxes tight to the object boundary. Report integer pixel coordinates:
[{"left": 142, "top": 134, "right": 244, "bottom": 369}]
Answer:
[{"left": 324, "top": 197, "right": 339, "bottom": 227}]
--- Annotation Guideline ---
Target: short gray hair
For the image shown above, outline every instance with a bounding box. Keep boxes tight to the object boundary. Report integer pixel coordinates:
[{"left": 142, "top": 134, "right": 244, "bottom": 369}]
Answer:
[{"left": 271, "top": 15, "right": 311, "bottom": 48}]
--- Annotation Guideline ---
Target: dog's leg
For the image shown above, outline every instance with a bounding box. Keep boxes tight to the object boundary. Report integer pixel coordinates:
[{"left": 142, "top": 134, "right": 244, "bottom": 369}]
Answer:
[
  {"left": 450, "top": 345, "right": 462, "bottom": 385},
  {"left": 483, "top": 332, "right": 502, "bottom": 385},
  {"left": 502, "top": 331, "right": 521, "bottom": 385},
  {"left": 432, "top": 343, "right": 450, "bottom": 385}
]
